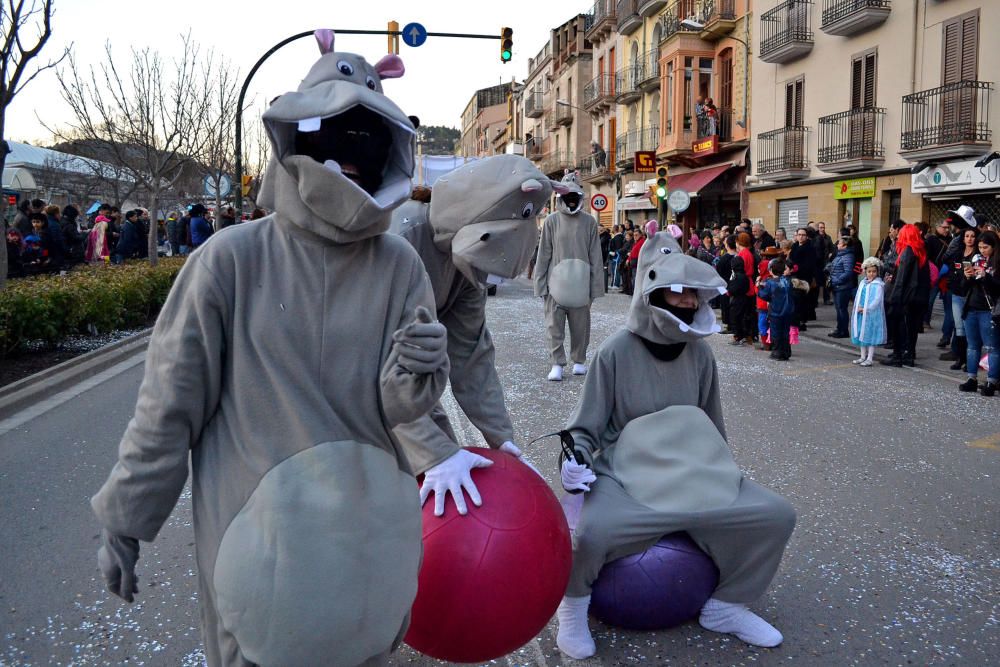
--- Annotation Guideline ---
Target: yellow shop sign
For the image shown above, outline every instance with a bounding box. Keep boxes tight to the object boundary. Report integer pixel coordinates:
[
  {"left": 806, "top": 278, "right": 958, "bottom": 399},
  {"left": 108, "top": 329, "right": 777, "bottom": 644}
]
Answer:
[{"left": 833, "top": 177, "right": 875, "bottom": 199}]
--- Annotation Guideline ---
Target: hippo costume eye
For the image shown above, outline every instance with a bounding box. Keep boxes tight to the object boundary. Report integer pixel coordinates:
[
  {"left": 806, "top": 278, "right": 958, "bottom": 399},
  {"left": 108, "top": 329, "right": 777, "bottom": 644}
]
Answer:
[
  {"left": 365, "top": 75, "right": 377, "bottom": 90},
  {"left": 337, "top": 60, "right": 354, "bottom": 76},
  {"left": 659, "top": 247, "right": 672, "bottom": 254},
  {"left": 521, "top": 202, "right": 534, "bottom": 218},
  {"left": 649, "top": 270, "right": 656, "bottom": 280}
]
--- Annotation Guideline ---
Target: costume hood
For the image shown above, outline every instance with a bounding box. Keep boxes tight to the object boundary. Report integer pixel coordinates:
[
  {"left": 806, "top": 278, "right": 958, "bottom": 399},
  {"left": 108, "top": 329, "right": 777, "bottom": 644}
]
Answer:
[
  {"left": 429, "top": 155, "right": 561, "bottom": 286},
  {"left": 626, "top": 231, "right": 727, "bottom": 344},
  {"left": 555, "top": 170, "right": 585, "bottom": 215},
  {"left": 259, "top": 29, "right": 415, "bottom": 243}
]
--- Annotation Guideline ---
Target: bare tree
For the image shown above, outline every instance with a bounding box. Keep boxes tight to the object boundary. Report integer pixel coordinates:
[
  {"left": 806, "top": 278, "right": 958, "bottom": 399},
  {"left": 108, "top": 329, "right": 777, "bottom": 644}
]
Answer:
[
  {"left": 0, "top": 0, "right": 69, "bottom": 288},
  {"left": 240, "top": 113, "right": 270, "bottom": 210},
  {"left": 195, "top": 52, "right": 240, "bottom": 223},
  {"left": 52, "top": 33, "right": 210, "bottom": 265},
  {"left": 41, "top": 144, "right": 140, "bottom": 207}
]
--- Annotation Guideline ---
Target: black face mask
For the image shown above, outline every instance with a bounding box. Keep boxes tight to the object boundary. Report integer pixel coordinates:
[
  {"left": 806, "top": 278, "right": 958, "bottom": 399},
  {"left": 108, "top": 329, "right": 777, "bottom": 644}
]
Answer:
[
  {"left": 561, "top": 193, "right": 581, "bottom": 211},
  {"left": 649, "top": 288, "right": 697, "bottom": 324},
  {"left": 294, "top": 106, "right": 392, "bottom": 195}
]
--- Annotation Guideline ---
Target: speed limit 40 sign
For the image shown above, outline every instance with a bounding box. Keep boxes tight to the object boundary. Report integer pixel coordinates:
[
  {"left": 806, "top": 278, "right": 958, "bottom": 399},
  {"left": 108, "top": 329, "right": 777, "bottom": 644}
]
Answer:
[{"left": 590, "top": 193, "right": 608, "bottom": 211}]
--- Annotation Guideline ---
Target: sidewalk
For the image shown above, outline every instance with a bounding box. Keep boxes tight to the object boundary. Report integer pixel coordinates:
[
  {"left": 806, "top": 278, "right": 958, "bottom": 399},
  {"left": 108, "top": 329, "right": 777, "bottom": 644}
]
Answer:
[{"left": 795, "top": 298, "right": 966, "bottom": 378}]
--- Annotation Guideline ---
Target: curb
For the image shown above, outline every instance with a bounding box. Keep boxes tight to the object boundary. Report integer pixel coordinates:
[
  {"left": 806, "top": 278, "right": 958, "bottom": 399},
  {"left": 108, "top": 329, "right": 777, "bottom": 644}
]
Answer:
[{"left": 0, "top": 328, "right": 153, "bottom": 419}]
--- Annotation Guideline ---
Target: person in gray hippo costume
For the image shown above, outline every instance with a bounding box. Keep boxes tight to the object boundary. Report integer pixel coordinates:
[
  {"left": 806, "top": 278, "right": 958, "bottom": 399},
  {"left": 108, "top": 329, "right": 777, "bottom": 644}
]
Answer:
[
  {"left": 555, "top": 229, "right": 797, "bottom": 659},
  {"left": 534, "top": 170, "right": 604, "bottom": 381},
  {"left": 91, "top": 30, "right": 452, "bottom": 667},
  {"left": 391, "top": 155, "right": 561, "bottom": 514}
]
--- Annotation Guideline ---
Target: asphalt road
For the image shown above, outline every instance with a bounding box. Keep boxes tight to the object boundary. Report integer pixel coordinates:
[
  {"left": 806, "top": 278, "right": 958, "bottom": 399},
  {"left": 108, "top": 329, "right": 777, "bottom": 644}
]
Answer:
[{"left": 1, "top": 277, "right": 997, "bottom": 666}]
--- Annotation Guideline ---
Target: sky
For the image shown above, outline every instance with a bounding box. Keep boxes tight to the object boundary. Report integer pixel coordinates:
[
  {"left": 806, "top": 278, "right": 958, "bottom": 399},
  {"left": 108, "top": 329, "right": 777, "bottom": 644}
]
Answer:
[{"left": 6, "top": 0, "right": 594, "bottom": 145}]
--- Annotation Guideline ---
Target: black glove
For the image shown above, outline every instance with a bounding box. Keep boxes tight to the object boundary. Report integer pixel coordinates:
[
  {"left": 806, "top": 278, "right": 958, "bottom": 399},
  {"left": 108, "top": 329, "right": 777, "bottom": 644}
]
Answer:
[{"left": 98, "top": 529, "right": 140, "bottom": 603}]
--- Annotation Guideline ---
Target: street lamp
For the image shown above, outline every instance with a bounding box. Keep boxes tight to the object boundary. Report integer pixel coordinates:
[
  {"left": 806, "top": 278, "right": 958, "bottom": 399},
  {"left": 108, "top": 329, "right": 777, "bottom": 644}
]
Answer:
[
  {"left": 556, "top": 98, "right": 585, "bottom": 111},
  {"left": 678, "top": 18, "right": 751, "bottom": 130}
]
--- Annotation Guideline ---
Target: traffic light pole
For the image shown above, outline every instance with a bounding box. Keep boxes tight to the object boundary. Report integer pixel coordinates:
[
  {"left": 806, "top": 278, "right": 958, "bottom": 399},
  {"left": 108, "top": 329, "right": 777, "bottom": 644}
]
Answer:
[{"left": 234, "top": 28, "right": 504, "bottom": 214}]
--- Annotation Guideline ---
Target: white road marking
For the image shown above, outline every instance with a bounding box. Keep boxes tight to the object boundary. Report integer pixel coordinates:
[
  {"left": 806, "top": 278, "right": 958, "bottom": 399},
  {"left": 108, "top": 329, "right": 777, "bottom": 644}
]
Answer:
[{"left": 0, "top": 352, "right": 146, "bottom": 438}]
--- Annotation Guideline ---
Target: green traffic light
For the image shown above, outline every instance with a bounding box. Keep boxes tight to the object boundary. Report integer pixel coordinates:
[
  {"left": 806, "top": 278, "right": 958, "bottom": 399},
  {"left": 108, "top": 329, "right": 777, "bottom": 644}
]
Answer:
[
  {"left": 502, "top": 49, "right": 512, "bottom": 61},
  {"left": 656, "top": 186, "right": 667, "bottom": 198}
]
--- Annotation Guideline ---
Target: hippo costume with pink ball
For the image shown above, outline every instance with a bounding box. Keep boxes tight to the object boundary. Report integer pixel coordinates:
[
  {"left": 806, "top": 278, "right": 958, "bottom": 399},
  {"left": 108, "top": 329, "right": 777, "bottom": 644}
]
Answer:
[{"left": 92, "top": 31, "right": 452, "bottom": 667}]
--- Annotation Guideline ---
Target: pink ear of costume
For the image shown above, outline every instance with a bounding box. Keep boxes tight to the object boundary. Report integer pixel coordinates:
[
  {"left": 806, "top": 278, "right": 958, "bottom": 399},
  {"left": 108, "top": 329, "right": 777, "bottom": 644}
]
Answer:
[
  {"left": 549, "top": 180, "right": 572, "bottom": 195},
  {"left": 375, "top": 54, "right": 405, "bottom": 79},
  {"left": 645, "top": 220, "right": 658, "bottom": 237},
  {"left": 314, "top": 29, "right": 335, "bottom": 54},
  {"left": 666, "top": 224, "right": 684, "bottom": 239}
]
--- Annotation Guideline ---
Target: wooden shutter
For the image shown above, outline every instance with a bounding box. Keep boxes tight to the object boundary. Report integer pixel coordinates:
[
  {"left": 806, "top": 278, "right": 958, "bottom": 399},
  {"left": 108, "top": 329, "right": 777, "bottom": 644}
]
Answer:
[
  {"left": 960, "top": 13, "right": 978, "bottom": 80},
  {"left": 851, "top": 58, "right": 863, "bottom": 109},
  {"left": 942, "top": 11, "right": 979, "bottom": 84},
  {"left": 863, "top": 53, "right": 877, "bottom": 107},
  {"left": 794, "top": 79, "right": 803, "bottom": 125},
  {"left": 720, "top": 51, "right": 733, "bottom": 109},
  {"left": 784, "top": 79, "right": 803, "bottom": 127}
]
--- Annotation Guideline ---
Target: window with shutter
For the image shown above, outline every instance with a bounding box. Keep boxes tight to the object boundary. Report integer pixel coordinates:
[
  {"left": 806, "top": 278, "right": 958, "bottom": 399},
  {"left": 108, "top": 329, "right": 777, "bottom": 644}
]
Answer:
[
  {"left": 784, "top": 78, "right": 805, "bottom": 167},
  {"left": 941, "top": 10, "right": 980, "bottom": 142}
]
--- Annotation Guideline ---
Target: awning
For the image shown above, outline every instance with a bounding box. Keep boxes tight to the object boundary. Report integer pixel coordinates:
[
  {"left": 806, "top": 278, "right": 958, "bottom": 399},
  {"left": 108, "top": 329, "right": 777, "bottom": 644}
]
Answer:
[
  {"left": 667, "top": 163, "right": 731, "bottom": 197},
  {"left": 616, "top": 194, "right": 656, "bottom": 211},
  {"left": 2, "top": 167, "right": 37, "bottom": 192}
]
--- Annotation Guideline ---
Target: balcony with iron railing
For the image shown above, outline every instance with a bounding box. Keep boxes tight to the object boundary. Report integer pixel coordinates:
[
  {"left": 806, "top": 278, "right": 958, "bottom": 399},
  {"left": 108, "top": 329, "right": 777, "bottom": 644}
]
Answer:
[
  {"left": 636, "top": 48, "right": 660, "bottom": 91},
  {"left": 583, "top": 73, "right": 616, "bottom": 111},
  {"left": 659, "top": 0, "right": 701, "bottom": 44},
  {"left": 555, "top": 101, "right": 574, "bottom": 126},
  {"left": 526, "top": 136, "right": 549, "bottom": 162},
  {"left": 820, "top": 0, "right": 890, "bottom": 37},
  {"left": 900, "top": 80, "right": 993, "bottom": 161},
  {"left": 615, "top": 125, "right": 661, "bottom": 166},
  {"left": 541, "top": 150, "right": 577, "bottom": 178},
  {"left": 525, "top": 91, "right": 545, "bottom": 119},
  {"left": 759, "top": 0, "right": 814, "bottom": 64},
  {"left": 639, "top": 0, "right": 668, "bottom": 17},
  {"left": 615, "top": 64, "right": 644, "bottom": 104},
  {"left": 578, "top": 149, "right": 614, "bottom": 183},
  {"left": 545, "top": 108, "right": 560, "bottom": 131},
  {"left": 587, "top": 0, "right": 617, "bottom": 42},
  {"left": 817, "top": 108, "right": 885, "bottom": 172},
  {"left": 696, "top": 106, "right": 735, "bottom": 143},
  {"left": 697, "top": 0, "right": 737, "bottom": 40},
  {"left": 757, "top": 126, "right": 811, "bottom": 180},
  {"left": 617, "top": 0, "right": 642, "bottom": 34}
]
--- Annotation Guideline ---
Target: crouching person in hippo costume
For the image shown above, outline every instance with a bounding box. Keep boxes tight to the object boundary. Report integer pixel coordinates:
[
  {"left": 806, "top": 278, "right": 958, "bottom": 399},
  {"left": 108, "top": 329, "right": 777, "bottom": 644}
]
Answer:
[
  {"left": 390, "top": 155, "right": 560, "bottom": 513},
  {"left": 91, "top": 31, "right": 451, "bottom": 667},
  {"left": 555, "top": 229, "right": 797, "bottom": 659}
]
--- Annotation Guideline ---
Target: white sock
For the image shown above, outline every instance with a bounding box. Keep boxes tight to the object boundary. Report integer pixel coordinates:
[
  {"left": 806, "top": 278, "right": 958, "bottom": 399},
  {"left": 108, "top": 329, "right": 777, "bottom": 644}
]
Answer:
[
  {"left": 572, "top": 363, "right": 588, "bottom": 375},
  {"left": 865, "top": 346, "right": 875, "bottom": 362},
  {"left": 547, "top": 364, "right": 563, "bottom": 381},
  {"left": 699, "top": 598, "right": 783, "bottom": 647},
  {"left": 858, "top": 347, "right": 867, "bottom": 362},
  {"left": 556, "top": 595, "right": 596, "bottom": 659}
]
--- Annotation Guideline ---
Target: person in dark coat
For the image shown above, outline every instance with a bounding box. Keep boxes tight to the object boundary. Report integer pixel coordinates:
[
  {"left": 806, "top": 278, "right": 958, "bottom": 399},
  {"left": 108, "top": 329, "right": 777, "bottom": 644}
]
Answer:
[
  {"left": 715, "top": 234, "right": 735, "bottom": 332},
  {"left": 924, "top": 219, "right": 953, "bottom": 336},
  {"left": 113, "top": 209, "right": 142, "bottom": 263},
  {"left": 814, "top": 222, "right": 835, "bottom": 304},
  {"left": 789, "top": 227, "right": 818, "bottom": 330},
  {"left": 60, "top": 205, "right": 86, "bottom": 264},
  {"left": 189, "top": 204, "right": 213, "bottom": 248},
  {"left": 13, "top": 199, "right": 32, "bottom": 237},
  {"left": 751, "top": 222, "right": 775, "bottom": 254},
  {"left": 6, "top": 227, "right": 25, "bottom": 278},
  {"left": 881, "top": 225, "right": 930, "bottom": 367},
  {"left": 827, "top": 237, "right": 855, "bottom": 338},
  {"left": 600, "top": 226, "right": 611, "bottom": 292}
]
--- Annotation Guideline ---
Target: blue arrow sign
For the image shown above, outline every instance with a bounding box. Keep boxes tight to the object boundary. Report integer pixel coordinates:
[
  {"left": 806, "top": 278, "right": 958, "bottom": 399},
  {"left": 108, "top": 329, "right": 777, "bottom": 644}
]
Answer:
[{"left": 401, "top": 22, "right": 427, "bottom": 48}]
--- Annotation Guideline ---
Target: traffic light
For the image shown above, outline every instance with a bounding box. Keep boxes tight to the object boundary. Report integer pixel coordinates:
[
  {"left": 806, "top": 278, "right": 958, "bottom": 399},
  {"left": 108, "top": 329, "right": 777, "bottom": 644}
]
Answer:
[
  {"left": 655, "top": 166, "right": 668, "bottom": 199},
  {"left": 241, "top": 174, "right": 253, "bottom": 197},
  {"left": 500, "top": 27, "right": 513, "bottom": 63}
]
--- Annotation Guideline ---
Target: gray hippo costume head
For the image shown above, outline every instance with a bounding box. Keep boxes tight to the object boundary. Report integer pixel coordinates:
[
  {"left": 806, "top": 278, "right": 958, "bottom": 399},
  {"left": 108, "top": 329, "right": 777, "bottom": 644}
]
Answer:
[
  {"left": 555, "top": 169, "right": 585, "bottom": 215},
  {"left": 429, "top": 155, "right": 564, "bottom": 286},
  {"left": 258, "top": 29, "right": 415, "bottom": 242},
  {"left": 626, "top": 230, "right": 727, "bottom": 343}
]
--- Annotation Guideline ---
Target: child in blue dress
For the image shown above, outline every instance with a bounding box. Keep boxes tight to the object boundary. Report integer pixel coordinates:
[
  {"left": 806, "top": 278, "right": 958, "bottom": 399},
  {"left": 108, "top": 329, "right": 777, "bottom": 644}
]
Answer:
[{"left": 850, "top": 257, "right": 887, "bottom": 367}]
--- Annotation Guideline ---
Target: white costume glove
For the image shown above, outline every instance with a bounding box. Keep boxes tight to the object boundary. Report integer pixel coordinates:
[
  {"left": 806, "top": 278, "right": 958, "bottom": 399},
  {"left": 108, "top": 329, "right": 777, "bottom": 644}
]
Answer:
[
  {"left": 561, "top": 459, "right": 596, "bottom": 493},
  {"left": 392, "top": 306, "right": 448, "bottom": 375},
  {"left": 421, "top": 449, "right": 494, "bottom": 516},
  {"left": 500, "top": 441, "right": 543, "bottom": 478}
]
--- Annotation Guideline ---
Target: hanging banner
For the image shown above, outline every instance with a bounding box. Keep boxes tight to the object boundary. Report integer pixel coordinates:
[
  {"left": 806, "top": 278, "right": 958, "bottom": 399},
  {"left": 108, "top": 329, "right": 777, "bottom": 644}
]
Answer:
[{"left": 834, "top": 177, "right": 875, "bottom": 199}]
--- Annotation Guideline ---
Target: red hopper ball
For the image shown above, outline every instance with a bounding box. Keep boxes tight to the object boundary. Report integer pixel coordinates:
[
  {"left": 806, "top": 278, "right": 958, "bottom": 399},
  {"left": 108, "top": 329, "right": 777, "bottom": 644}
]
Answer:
[{"left": 405, "top": 447, "right": 571, "bottom": 663}]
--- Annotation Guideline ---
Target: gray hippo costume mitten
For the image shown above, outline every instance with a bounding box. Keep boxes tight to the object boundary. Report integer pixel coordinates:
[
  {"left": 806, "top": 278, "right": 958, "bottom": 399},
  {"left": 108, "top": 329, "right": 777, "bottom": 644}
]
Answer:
[
  {"left": 533, "top": 170, "right": 604, "bottom": 380},
  {"left": 92, "top": 30, "right": 450, "bottom": 667},
  {"left": 555, "top": 232, "right": 797, "bottom": 659},
  {"left": 391, "top": 155, "right": 558, "bottom": 514}
]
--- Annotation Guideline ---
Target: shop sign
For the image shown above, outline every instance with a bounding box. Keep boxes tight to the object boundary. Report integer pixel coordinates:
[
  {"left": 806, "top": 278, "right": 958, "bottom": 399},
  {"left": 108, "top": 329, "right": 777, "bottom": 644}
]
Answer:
[
  {"left": 692, "top": 136, "right": 718, "bottom": 156},
  {"left": 634, "top": 151, "right": 656, "bottom": 173},
  {"left": 911, "top": 158, "right": 1000, "bottom": 194},
  {"left": 833, "top": 177, "right": 875, "bottom": 200}
]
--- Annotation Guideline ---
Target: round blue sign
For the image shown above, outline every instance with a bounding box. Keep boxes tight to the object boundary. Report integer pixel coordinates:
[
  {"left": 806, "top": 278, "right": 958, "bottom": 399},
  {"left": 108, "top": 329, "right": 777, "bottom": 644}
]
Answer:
[{"left": 401, "top": 22, "right": 427, "bottom": 48}]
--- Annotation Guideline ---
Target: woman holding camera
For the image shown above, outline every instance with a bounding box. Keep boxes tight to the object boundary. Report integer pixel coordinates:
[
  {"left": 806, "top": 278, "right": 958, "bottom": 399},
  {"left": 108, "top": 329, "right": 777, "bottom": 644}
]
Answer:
[
  {"left": 945, "top": 228, "right": 980, "bottom": 371},
  {"left": 958, "top": 230, "right": 999, "bottom": 395}
]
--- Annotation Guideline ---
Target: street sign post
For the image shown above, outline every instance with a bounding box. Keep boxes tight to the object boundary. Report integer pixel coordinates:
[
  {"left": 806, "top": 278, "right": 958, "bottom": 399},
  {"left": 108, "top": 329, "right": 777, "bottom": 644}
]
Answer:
[
  {"left": 667, "top": 189, "right": 690, "bottom": 214},
  {"left": 401, "top": 22, "right": 427, "bottom": 47},
  {"left": 591, "top": 193, "right": 608, "bottom": 212}
]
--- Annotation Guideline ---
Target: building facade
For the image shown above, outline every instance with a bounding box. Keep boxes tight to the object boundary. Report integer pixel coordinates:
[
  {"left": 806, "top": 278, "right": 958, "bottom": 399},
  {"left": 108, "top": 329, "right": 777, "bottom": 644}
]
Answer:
[
  {"left": 654, "top": 0, "right": 754, "bottom": 236},
  {"left": 747, "top": 0, "right": 998, "bottom": 258},
  {"left": 542, "top": 15, "right": 595, "bottom": 182},
  {"left": 460, "top": 83, "right": 513, "bottom": 158}
]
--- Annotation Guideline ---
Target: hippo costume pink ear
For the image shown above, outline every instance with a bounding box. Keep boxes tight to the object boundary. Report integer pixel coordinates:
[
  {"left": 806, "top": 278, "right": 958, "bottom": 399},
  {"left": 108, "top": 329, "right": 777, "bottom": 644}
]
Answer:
[
  {"left": 375, "top": 54, "right": 405, "bottom": 79},
  {"left": 549, "top": 180, "right": 572, "bottom": 195},
  {"left": 314, "top": 29, "right": 335, "bottom": 54},
  {"left": 666, "top": 224, "right": 683, "bottom": 239},
  {"left": 645, "top": 219, "right": 658, "bottom": 237}
]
